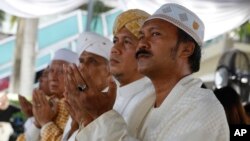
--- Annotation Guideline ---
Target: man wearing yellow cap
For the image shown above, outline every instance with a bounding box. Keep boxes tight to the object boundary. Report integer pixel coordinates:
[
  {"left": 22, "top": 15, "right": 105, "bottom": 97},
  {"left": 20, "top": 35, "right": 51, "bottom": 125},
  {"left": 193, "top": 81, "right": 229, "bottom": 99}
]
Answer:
[
  {"left": 71, "top": 3, "right": 229, "bottom": 141},
  {"left": 63, "top": 9, "right": 155, "bottom": 140}
]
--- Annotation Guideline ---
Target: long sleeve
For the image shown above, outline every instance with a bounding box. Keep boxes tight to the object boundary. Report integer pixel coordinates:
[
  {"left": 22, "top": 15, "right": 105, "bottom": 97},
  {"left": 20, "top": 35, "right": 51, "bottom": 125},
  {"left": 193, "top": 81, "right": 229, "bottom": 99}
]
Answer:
[
  {"left": 16, "top": 117, "right": 40, "bottom": 141},
  {"left": 40, "top": 99, "right": 69, "bottom": 141},
  {"left": 76, "top": 110, "right": 139, "bottom": 141}
]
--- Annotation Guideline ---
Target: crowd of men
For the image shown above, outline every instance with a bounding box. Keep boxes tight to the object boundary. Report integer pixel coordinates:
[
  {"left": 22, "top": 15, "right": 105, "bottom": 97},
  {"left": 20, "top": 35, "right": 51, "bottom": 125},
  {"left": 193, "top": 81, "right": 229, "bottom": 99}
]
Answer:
[{"left": 16, "top": 3, "right": 230, "bottom": 141}]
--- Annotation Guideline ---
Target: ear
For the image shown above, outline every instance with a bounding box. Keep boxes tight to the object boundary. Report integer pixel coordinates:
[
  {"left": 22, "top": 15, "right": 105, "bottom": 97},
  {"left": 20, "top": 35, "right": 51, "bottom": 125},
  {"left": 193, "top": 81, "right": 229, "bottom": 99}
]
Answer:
[{"left": 179, "top": 41, "right": 195, "bottom": 58}]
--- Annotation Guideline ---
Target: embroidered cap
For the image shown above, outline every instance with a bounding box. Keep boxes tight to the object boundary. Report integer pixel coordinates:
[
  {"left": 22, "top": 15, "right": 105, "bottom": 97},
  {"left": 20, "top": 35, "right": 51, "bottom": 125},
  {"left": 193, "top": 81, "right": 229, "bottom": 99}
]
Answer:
[
  {"left": 113, "top": 9, "right": 150, "bottom": 38},
  {"left": 76, "top": 32, "right": 113, "bottom": 60},
  {"left": 145, "top": 3, "right": 205, "bottom": 46},
  {"left": 52, "top": 48, "right": 79, "bottom": 64}
]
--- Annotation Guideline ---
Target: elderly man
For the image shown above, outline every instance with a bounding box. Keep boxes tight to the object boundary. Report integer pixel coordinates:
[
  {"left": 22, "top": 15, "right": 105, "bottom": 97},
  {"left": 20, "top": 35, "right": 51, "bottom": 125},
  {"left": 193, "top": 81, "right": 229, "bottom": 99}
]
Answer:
[
  {"left": 17, "top": 67, "right": 51, "bottom": 141},
  {"left": 65, "top": 9, "right": 155, "bottom": 140},
  {"left": 71, "top": 3, "right": 229, "bottom": 141},
  {"left": 31, "top": 48, "right": 78, "bottom": 141},
  {"left": 62, "top": 32, "right": 113, "bottom": 141}
]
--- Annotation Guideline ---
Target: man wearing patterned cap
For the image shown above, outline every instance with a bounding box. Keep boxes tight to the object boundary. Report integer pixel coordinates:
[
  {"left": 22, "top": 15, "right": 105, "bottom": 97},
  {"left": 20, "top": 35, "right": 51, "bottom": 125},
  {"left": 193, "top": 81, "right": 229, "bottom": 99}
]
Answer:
[
  {"left": 64, "top": 9, "right": 155, "bottom": 140},
  {"left": 73, "top": 3, "right": 229, "bottom": 141}
]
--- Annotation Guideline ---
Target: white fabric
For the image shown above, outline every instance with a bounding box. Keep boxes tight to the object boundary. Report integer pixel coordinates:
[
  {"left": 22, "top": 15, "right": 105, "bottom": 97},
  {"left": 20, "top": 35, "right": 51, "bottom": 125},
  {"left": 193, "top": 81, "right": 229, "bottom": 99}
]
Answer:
[
  {"left": 113, "top": 77, "right": 155, "bottom": 137},
  {"left": 75, "top": 75, "right": 229, "bottom": 141},
  {"left": 146, "top": 3, "right": 204, "bottom": 46},
  {"left": 0, "top": 0, "right": 86, "bottom": 18},
  {"left": 52, "top": 48, "right": 79, "bottom": 64},
  {"left": 24, "top": 117, "right": 40, "bottom": 141},
  {"left": 76, "top": 32, "right": 113, "bottom": 60},
  {"left": 0, "top": 122, "right": 13, "bottom": 141},
  {"left": 61, "top": 116, "right": 78, "bottom": 141}
]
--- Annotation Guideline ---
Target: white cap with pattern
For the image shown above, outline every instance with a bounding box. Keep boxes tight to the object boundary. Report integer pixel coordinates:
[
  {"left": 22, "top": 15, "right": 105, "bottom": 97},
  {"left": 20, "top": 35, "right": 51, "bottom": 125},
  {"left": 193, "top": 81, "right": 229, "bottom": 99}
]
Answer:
[
  {"left": 76, "top": 32, "right": 113, "bottom": 60},
  {"left": 146, "top": 3, "right": 205, "bottom": 46},
  {"left": 52, "top": 48, "right": 79, "bottom": 64}
]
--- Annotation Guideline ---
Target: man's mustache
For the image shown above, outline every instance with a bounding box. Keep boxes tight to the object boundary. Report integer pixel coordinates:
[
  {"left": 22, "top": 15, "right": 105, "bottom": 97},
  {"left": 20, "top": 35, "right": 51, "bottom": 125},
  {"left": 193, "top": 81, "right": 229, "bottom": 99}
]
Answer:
[{"left": 135, "top": 48, "right": 152, "bottom": 59}]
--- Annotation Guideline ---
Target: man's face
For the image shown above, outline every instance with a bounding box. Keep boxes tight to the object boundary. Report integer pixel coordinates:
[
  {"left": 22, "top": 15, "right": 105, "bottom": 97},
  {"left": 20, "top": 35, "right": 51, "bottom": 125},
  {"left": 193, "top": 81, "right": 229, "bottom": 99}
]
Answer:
[
  {"left": 39, "top": 68, "right": 52, "bottom": 96},
  {"left": 110, "top": 27, "right": 139, "bottom": 83},
  {"left": 48, "top": 60, "right": 68, "bottom": 98},
  {"left": 79, "top": 51, "right": 109, "bottom": 92},
  {"left": 136, "top": 19, "right": 180, "bottom": 76}
]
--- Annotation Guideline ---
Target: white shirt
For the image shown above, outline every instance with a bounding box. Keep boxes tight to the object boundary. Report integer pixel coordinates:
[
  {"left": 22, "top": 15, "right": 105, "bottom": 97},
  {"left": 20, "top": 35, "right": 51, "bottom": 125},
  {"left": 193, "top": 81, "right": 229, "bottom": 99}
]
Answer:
[
  {"left": 23, "top": 117, "right": 40, "bottom": 141},
  {"left": 113, "top": 77, "right": 155, "bottom": 137},
  {"left": 76, "top": 75, "right": 229, "bottom": 141}
]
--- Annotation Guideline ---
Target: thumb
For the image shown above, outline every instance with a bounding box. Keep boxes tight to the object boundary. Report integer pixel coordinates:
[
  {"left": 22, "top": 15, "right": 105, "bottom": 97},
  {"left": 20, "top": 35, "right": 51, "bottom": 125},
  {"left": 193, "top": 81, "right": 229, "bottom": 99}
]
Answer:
[
  {"left": 50, "top": 98, "right": 58, "bottom": 114},
  {"left": 107, "top": 76, "right": 117, "bottom": 100}
]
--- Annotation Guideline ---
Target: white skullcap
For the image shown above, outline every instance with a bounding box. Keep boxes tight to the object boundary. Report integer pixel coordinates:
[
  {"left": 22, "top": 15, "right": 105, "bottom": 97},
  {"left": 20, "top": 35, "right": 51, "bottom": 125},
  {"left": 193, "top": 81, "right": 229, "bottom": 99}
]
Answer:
[
  {"left": 52, "top": 48, "right": 79, "bottom": 64},
  {"left": 76, "top": 32, "right": 113, "bottom": 60},
  {"left": 146, "top": 3, "right": 205, "bottom": 46}
]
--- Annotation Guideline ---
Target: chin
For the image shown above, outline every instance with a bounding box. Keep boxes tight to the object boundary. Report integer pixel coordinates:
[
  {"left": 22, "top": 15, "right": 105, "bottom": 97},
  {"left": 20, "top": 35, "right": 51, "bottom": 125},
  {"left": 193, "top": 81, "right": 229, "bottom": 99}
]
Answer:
[{"left": 138, "top": 65, "right": 148, "bottom": 75}]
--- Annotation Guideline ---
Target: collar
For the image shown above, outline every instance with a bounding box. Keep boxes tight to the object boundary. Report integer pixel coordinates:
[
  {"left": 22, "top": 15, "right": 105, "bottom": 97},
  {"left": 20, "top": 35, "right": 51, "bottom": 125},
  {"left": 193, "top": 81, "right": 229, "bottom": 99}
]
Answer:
[
  {"left": 156, "top": 74, "right": 202, "bottom": 109},
  {"left": 117, "top": 77, "right": 151, "bottom": 98}
]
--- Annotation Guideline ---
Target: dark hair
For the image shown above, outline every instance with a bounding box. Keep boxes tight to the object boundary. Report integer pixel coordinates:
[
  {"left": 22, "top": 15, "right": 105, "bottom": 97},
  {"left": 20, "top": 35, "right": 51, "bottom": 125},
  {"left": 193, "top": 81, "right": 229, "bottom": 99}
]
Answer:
[
  {"left": 214, "top": 86, "right": 249, "bottom": 124},
  {"left": 177, "top": 29, "right": 201, "bottom": 73}
]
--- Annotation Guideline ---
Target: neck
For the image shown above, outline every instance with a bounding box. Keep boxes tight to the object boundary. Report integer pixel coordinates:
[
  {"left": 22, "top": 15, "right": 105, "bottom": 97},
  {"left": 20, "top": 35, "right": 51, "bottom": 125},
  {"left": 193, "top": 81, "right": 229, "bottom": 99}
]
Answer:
[
  {"left": 117, "top": 73, "right": 144, "bottom": 87},
  {"left": 150, "top": 72, "right": 190, "bottom": 107}
]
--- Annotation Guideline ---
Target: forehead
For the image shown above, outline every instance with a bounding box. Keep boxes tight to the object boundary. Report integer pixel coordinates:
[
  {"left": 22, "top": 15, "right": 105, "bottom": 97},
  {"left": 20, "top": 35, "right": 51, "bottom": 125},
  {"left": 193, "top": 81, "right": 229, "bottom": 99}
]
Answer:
[
  {"left": 50, "top": 60, "right": 69, "bottom": 67},
  {"left": 114, "top": 27, "right": 137, "bottom": 40},
  {"left": 80, "top": 51, "right": 107, "bottom": 61},
  {"left": 141, "top": 19, "right": 178, "bottom": 33}
]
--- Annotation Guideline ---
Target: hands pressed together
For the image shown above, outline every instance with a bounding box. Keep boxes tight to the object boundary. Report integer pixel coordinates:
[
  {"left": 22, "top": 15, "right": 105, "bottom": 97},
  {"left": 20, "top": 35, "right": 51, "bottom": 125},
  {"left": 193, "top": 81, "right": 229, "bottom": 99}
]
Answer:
[
  {"left": 32, "top": 89, "right": 58, "bottom": 127},
  {"left": 63, "top": 64, "right": 117, "bottom": 127}
]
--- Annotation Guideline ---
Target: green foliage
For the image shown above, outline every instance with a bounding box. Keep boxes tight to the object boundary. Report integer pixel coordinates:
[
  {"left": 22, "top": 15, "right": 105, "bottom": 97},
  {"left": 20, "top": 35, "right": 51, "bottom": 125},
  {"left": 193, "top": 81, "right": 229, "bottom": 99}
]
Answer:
[
  {"left": 235, "top": 21, "right": 250, "bottom": 42},
  {"left": 0, "top": 10, "right": 5, "bottom": 22},
  {"left": 79, "top": 0, "right": 113, "bottom": 16}
]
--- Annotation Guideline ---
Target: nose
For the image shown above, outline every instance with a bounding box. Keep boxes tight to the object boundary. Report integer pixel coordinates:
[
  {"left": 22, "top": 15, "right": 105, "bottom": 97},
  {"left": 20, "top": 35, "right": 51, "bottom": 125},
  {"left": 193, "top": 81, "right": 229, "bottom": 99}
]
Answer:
[
  {"left": 78, "top": 63, "right": 86, "bottom": 72},
  {"left": 111, "top": 44, "right": 121, "bottom": 55},
  {"left": 137, "top": 37, "right": 149, "bottom": 51},
  {"left": 48, "top": 71, "right": 57, "bottom": 81}
]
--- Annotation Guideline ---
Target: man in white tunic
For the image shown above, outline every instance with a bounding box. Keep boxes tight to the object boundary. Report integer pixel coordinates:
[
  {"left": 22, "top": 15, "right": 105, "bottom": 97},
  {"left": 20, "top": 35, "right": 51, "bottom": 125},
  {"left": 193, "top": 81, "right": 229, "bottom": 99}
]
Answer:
[
  {"left": 64, "top": 9, "right": 155, "bottom": 140},
  {"left": 75, "top": 3, "right": 229, "bottom": 141}
]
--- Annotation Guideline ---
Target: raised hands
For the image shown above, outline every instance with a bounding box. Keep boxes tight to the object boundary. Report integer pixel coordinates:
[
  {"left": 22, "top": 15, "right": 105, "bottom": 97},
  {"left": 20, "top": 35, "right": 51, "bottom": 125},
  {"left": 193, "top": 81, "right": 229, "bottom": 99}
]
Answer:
[
  {"left": 64, "top": 64, "right": 117, "bottom": 124},
  {"left": 18, "top": 95, "right": 33, "bottom": 118},
  {"left": 32, "top": 89, "right": 58, "bottom": 126}
]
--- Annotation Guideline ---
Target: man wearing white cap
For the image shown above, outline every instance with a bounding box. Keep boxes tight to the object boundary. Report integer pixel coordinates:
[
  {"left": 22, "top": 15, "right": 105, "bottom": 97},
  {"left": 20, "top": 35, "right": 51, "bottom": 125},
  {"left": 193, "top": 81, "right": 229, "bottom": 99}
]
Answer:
[
  {"left": 72, "top": 3, "right": 229, "bottom": 141},
  {"left": 62, "top": 32, "right": 113, "bottom": 141},
  {"left": 30, "top": 48, "right": 78, "bottom": 141}
]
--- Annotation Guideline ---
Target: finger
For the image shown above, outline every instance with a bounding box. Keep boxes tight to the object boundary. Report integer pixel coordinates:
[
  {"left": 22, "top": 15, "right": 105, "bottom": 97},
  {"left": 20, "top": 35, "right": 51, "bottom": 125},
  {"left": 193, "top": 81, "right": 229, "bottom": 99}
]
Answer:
[
  {"left": 32, "top": 89, "right": 39, "bottom": 105},
  {"left": 50, "top": 98, "right": 58, "bottom": 113},
  {"left": 67, "top": 74, "right": 78, "bottom": 95},
  {"left": 107, "top": 76, "right": 117, "bottom": 100},
  {"left": 80, "top": 66, "right": 95, "bottom": 90},
  {"left": 66, "top": 64, "right": 77, "bottom": 85},
  {"left": 63, "top": 64, "right": 69, "bottom": 91},
  {"left": 70, "top": 64, "right": 86, "bottom": 85},
  {"left": 35, "top": 89, "right": 46, "bottom": 106}
]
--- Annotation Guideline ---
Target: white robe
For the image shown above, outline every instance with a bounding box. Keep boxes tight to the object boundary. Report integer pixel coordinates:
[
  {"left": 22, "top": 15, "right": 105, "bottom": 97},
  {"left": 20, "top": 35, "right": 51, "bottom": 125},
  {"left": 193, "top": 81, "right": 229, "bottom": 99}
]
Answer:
[
  {"left": 64, "top": 77, "right": 155, "bottom": 140},
  {"left": 76, "top": 75, "right": 229, "bottom": 141}
]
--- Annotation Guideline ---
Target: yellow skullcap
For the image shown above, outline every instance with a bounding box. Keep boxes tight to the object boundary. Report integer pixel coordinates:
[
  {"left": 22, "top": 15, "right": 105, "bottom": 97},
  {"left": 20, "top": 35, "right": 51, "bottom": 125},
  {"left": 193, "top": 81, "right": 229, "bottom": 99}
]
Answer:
[{"left": 113, "top": 9, "right": 150, "bottom": 38}]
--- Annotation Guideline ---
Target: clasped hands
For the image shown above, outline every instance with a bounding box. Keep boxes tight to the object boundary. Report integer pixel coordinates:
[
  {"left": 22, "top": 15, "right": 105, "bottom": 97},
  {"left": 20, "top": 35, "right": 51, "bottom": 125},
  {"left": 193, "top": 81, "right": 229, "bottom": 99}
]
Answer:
[{"left": 63, "top": 64, "right": 117, "bottom": 127}]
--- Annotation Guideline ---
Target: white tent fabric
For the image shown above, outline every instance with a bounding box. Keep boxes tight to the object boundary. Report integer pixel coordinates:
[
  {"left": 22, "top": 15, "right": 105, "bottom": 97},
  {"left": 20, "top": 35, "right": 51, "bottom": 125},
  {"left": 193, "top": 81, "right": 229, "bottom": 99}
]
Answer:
[
  {"left": 0, "top": 0, "right": 87, "bottom": 18},
  {"left": 0, "top": 0, "right": 250, "bottom": 41}
]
